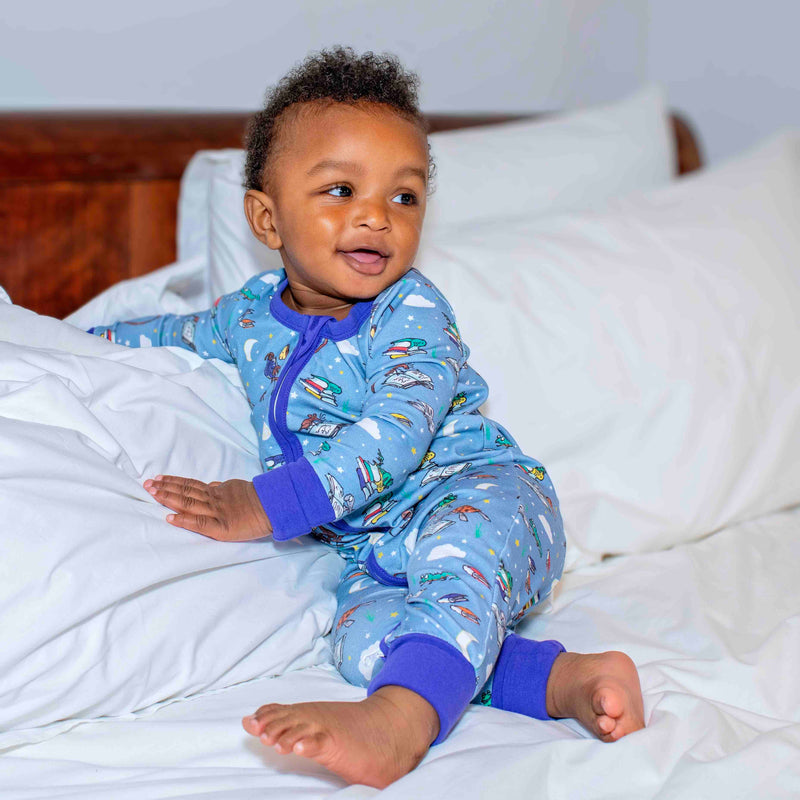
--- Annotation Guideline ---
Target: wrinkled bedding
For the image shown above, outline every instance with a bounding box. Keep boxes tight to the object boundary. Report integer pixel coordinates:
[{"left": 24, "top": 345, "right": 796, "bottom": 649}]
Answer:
[{"left": 1, "top": 504, "right": 798, "bottom": 799}]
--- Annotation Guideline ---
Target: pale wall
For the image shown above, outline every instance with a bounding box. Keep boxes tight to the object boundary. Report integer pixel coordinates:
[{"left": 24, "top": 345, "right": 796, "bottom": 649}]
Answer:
[{"left": 0, "top": 0, "right": 797, "bottom": 163}]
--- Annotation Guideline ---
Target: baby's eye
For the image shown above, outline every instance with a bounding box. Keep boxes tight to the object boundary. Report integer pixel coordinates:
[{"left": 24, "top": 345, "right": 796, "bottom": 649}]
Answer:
[
  {"left": 327, "top": 185, "right": 352, "bottom": 198},
  {"left": 392, "top": 192, "right": 417, "bottom": 206}
]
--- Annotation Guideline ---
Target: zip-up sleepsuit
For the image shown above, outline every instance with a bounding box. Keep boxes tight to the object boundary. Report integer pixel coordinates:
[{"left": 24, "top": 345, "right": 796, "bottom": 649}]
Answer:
[{"left": 90, "top": 268, "right": 567, "bottom": 743}]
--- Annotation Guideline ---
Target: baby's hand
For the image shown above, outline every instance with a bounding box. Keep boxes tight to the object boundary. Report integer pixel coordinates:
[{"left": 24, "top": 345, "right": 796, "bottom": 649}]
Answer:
[{"left": 144, "top": 475, "right": 272, "bottom": 542}]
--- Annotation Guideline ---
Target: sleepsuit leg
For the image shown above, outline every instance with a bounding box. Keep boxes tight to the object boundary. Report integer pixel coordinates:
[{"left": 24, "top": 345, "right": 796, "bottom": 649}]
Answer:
[{"left": 331, "top": 461, "right": 567, "bottom": 743}]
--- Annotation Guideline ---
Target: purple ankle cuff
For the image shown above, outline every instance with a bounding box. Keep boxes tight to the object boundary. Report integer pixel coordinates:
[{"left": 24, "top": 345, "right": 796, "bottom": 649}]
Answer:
[
  {"left": 490, "top": 635, "right": 565, "bottom": 720},
  {"left": 367, "top": 633, "right": 475, "bottom": 746}
]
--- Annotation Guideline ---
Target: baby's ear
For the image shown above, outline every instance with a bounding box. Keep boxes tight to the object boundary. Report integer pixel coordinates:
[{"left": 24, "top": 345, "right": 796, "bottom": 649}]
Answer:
[{"left": 244, "top": 190, "right": 282, "bottom": 250}]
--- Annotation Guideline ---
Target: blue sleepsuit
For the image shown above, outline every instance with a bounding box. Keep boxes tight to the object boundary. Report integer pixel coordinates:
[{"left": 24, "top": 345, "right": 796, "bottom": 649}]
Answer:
[{"left": 90, "top": 268, "right": 567, "bottom": 742}]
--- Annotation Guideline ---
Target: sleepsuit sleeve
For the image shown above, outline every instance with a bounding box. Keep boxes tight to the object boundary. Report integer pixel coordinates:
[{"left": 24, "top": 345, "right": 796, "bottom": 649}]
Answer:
[
  {"left": 87, "top": 273, "right": 275, "bottom": 364},
  {"left": 253, "top": 273, "right": 470, "bottom": 540}
]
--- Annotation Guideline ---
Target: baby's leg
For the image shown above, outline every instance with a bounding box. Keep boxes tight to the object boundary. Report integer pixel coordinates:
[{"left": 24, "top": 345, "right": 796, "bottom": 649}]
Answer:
[
  {"left": 243, "top": 565, "right": 439, "bottom": 788},
  {"left": 464, "top": 463, "right": 644, "bottom": 741}
]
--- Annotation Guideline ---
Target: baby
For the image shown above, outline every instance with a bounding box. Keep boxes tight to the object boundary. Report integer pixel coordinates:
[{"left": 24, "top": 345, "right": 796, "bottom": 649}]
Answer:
[{"left": 90, "top": 47, "right": 644, "bottom": 788}]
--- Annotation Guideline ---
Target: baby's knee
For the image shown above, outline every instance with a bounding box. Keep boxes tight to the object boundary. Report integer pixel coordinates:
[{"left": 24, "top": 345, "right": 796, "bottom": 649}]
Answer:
[{"left": 332, "top": 632, "right": 385, "bottom": 688}]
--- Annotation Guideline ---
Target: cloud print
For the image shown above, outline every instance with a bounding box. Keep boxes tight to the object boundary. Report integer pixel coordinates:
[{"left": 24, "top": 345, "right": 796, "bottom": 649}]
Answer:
[
  {"left": 403, "top": 294, "right": 436, "bottom": 308},
  {"left": 356, "top": 419, "right": 381, "bottom": 439},
  {"left": 427, "top": 544, "right": 466, "bottom": 561},
  {"left": 337, "top": 339, "right": 359, "bottom": 356}
]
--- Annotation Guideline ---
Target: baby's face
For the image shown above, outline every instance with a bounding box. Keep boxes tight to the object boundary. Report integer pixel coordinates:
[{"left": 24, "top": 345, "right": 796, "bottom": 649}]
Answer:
[{"left": 250, "top": 101, "right": 428, "bottom": 308}]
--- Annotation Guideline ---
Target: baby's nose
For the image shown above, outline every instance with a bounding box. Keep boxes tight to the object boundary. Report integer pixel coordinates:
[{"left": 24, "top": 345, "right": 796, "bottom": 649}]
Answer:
[{"left": 352, "top": 197, "right": 391, "bottom": 230}]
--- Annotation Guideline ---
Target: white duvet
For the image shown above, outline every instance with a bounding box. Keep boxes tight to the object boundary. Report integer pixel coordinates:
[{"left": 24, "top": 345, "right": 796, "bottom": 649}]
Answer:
[{"left": 1, "top": 505, "right": 798, "bottom": 799}]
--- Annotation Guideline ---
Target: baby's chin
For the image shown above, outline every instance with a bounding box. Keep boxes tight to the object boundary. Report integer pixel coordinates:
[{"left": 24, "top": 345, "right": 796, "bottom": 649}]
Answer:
[{"left": 342, "top": 265, "right": 414, "bottom": 300}]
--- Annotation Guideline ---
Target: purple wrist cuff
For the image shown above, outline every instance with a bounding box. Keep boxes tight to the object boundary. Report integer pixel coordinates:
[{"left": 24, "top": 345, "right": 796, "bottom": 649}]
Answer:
[
  {"left": 368, "top": 633, "right": 475, "bottom": 746},
  {"left": 252, "top": 457, "right": 335, "bottom": 541},
  {"left": 490, "top": 634, "right": 565, "bottom": 719}
]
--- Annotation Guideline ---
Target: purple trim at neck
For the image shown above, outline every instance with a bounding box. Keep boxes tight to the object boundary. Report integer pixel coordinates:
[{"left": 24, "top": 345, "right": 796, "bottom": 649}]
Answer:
[{"left": 270, "top": 278, "right": 374, "bottom": 341}]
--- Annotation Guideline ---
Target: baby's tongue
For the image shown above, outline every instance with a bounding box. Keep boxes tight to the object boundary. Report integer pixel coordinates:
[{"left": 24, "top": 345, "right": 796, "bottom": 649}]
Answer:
[{"left": 346, "top": 249, "right": 382, "bottom": 264}]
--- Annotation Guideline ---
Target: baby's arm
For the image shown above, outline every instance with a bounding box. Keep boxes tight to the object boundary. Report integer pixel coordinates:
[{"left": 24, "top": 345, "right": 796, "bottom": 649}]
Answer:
[
  {"left": 86, "top": 281, "right": 265, "bottom": 364},
  {"left": 254, "top": 276, "right": 469, "bottom": 539}
]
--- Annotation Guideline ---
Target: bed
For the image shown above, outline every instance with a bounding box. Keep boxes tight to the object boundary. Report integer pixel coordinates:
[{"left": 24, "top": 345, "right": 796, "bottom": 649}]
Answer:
[{"left": 1, "top": 85, "right": 799, "bottom": 799}]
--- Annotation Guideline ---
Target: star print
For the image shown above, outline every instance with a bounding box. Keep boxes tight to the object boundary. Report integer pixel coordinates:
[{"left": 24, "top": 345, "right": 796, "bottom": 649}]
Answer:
[
  {"left": 337, "top": 466, "right": 344, "bottom": 473},
  {"left": 290, "top": 391, "right": 297, "bottom": 399},
  {"left": 334, "top": 357, "right": 341, "bottom": 363},
  {"left": 407, "top": 315, "right": 414, "bottom": 321}
]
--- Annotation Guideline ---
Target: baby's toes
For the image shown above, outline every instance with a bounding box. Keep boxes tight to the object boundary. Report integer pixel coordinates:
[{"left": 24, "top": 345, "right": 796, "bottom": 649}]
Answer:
[
  {"left": 273, "top": 721, "right": 311, "bottom": 754},
  {"left": 242, "top": 715, "right": 262, "bottom": 736},
  {"left": 596, "top": 713, "right": 617, "bottom": 738},
  {"left": 593, "top": 687, "right": 625, "bottom": 721},
  {"left": 293, "top": 729, "right": 328, "bottom": 757},
  {"left": 246, "top": 704, "right": 291, "bottom": 741}
]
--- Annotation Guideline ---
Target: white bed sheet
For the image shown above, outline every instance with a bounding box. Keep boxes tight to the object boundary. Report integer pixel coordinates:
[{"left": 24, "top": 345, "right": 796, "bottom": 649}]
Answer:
[{"left": 3, "top": 504, "right": 798, "bottom": 799}]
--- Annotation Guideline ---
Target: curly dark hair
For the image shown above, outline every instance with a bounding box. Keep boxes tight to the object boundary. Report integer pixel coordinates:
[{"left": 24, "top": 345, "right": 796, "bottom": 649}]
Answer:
[{"left": 243, "top": 46, "right": 434, "bottom": 192}]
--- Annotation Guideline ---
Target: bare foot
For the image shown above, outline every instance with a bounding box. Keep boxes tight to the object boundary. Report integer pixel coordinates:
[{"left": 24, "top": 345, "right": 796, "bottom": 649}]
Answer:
[
  {"left": 242, "top": 685, "right": 440, "bottom": 788},
  {"left": 546, "top": 651, "right": 645, "bottom": 742}
]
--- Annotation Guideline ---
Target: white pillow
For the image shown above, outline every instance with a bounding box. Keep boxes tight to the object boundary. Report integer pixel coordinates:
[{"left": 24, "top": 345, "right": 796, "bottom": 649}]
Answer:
[
  {"left": 416, "top": 130, "right": 800, "bottom": 562},
  {"left": 0, "top": 304, "right": 343, "bottom": 749},
  {"left": 177, "top": 84, "right": 674, "bottom": 298}
]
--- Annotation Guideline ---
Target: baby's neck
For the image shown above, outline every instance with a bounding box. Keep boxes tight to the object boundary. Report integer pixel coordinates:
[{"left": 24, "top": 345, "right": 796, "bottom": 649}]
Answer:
[{"left": 282, "top": 285, "right": 353, "bottom": 321}]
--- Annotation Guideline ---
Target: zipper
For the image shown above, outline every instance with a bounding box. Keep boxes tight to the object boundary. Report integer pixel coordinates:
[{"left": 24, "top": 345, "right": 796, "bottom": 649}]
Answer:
[{"left": 268, "top": 315, "right": 328, "bottom": 463}]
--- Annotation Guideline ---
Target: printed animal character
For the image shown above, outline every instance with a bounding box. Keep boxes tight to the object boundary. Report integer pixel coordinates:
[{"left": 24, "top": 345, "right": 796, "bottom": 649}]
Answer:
[
  {"left": 356, "top": 450, "right": 393, "bottom": 500},
  {"left": 300, "top": 375, "right": 342, "bottom": 405},
  {"left": 495, "top": 432, "right": 513, "bottom": 448},
  {"left": 449, "top": 392, "right": 467, "bottom": 411},
  {"left": 240, "top": 288, "right": 259, "bottom": 302},
  {"left": 419, "top": 571, "right": 458, "bottom": 587},
  {"left": 264, "top": 352, "right": 280, "bottom": 383},
  {"left": 432, "top": 493, "right": 458, "bottom": 514},
  {"left": 383, "top": 338, "right": 427, "bottom": 359},
  {"left": 516, "top": 463, "right": 546, "bottom": 481},
  {"left": 301, "top": 412, "right": 344, "bottom": 438},
  {"left": 420, "top": 450, "right": 436, "bottom": 468}
]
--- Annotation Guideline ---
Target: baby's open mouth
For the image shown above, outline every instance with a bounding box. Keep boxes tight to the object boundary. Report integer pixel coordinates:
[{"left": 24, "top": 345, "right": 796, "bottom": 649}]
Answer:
[{"left": 342, "top": 249, "right": 386, "bottom": 265}]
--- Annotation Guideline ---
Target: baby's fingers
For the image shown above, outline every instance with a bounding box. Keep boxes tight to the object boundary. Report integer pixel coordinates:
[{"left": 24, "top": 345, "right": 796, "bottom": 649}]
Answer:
[
  {"left": 146, "top": 484, "right": 212, "bottom": 516},
  {"left": 165, "top": 512, "right": 226, "bottom": 540},
  {"left": 145, "top": 474, "right": 209, "bottom": 498}
]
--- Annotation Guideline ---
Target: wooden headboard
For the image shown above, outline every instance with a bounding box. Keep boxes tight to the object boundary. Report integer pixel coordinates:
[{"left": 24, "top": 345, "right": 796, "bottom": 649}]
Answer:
[{"left": 0, "top": 111, "right": 702, "bottom": 320}]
